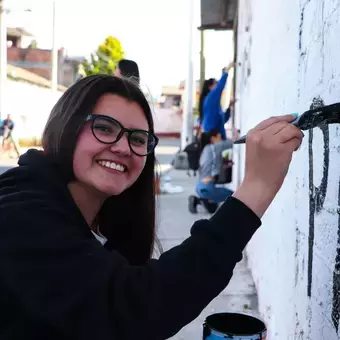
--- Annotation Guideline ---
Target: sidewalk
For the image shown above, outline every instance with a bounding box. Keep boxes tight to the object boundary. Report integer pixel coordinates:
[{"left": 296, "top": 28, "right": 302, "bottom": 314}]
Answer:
[{"left": 157, "top": 169, "right": 260, "bottom": 339}]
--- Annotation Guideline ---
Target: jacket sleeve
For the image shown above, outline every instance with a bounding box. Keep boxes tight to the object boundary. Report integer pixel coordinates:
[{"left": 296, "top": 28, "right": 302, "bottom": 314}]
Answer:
[
  {"left": 207, "top": 71, "right": 228, "bottom": 105},
  {"left": 1, "top": 196, "right": 260, "bottom": 339},
  {"left": 222, "top": 107, "right": 231, "bottom": 124}
]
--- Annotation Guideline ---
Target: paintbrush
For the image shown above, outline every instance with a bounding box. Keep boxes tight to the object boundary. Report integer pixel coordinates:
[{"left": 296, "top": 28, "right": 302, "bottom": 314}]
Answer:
[{"left": 233, "top": 102, "right": 340, "bottom": 144}]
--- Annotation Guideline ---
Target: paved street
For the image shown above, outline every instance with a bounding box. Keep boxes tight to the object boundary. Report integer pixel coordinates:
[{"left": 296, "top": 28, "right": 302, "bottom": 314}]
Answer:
[
  {"left": 0, "top": 139, "right": 259, "bottom": 339},
  {"left": 155, "top": 137, "right": 180, "bottom": 171}
]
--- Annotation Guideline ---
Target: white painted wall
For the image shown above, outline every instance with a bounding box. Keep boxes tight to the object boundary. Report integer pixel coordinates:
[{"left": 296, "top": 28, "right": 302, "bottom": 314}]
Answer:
[
  {"left": 235, "top": 0, "right": 340, "bottom": 338},
  {"left": 3, "top": 80, "right": 63, "bottom": 139}
]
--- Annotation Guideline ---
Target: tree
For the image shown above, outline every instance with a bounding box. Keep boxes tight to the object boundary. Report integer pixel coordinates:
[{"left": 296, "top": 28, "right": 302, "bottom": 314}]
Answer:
[
  {"left": 28, "top": 40, "right": 38, "bottom": 49},
  {"left": 81, "top": 36, "right": 125, "bottom": 76}
]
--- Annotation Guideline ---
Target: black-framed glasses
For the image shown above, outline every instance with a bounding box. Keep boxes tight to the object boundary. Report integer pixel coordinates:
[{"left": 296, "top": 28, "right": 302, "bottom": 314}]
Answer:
[{"left": 86, "top": 114, "right": 159, "bottom": 156}]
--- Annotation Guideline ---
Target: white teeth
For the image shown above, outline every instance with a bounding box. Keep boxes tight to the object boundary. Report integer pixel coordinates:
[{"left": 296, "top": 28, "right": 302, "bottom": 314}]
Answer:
[{"left": 98, "top": 161, "right": 125, "bottom": 172}]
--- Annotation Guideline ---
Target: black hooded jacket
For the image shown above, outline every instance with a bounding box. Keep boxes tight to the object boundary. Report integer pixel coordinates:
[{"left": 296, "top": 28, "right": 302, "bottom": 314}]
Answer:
[{"left": 0, "top": 149, "right": 260, "bottom": 340}]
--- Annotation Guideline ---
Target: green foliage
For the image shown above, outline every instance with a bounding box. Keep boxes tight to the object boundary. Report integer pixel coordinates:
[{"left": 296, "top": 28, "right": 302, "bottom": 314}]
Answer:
[
  {"left": 81, "top": 36, "right": 125, "bottom": 76},
  {"left": 28, "top": 40, "right": 38, "bottom": 49}
]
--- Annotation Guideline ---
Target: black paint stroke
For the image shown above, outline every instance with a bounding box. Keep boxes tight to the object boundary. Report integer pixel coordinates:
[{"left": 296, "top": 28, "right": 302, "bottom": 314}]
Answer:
[
  {"left": 297, "top": 1, "right": 310, "bottom": 98},
  {"left": 297, "top": 7, "right": 304, "bottom": 99},
  {"left": 240, "top": 0, "right": 252, "bottom": 88},
  {"left": 298, "top": 1, "right": 310, "bottom": 54},
  {"left": 315, "top": 124, "right": 329, "bottom": 213},
  {"left": 307, "top": 97, "right": 329, "bottom": 297},
  {"left": 331, "top": 170, "right": 340, "bottom": 332},
  {"left": 298, "top": 10, "right": 304, "bottom": 51},
  {"left": 308, "top": 127, "right": 315, "bottom": 298}
]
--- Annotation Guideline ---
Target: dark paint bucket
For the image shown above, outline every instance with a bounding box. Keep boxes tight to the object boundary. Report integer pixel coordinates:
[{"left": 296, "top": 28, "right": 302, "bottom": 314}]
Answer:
[{"left": 203, "top": 313, "right": 267, "bottom": 339}]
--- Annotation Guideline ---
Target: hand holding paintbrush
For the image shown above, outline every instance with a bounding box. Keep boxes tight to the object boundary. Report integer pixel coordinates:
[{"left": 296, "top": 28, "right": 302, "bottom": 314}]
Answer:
[
  {"left": 233, "top": 114, "right": 303, "bottom": 218},
  {"left": 234, "top": 102, "right": 340, "bottom": 144}
]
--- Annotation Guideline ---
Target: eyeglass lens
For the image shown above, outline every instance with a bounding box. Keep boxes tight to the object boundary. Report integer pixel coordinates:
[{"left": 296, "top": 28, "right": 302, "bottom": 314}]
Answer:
[{"left": 92, "top": 117, "right": 156, "bottom": 155}]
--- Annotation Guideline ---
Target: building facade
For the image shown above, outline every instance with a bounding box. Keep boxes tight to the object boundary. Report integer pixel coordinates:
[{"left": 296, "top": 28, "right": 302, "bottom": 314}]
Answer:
[
  {"left": 235, "top": 0, "right": 340, "bottom": 338},
  {"left": 7, "top": 27, "right": 83, "bottom": 87}
]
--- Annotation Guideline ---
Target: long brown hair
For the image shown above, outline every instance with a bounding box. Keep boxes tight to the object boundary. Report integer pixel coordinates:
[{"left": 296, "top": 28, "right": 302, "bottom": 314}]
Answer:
[
  {"left": 199, "top": 78, "right": 216, "bottom": 123},
  {"left": 42, "top": 75, "right": 158, "bottom": 265}
]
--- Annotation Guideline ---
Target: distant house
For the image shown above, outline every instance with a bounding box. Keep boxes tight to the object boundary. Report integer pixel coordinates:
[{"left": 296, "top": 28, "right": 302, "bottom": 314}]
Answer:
[
  {"left": 7, "top": 27, "right": 34, "bottom": 48},
  {"left": 7, "top": 45, "right": 62, "bottom": 81},
  {"left": 61, "top": 56, "right": 86, "bottom": 87},
  {"left": 159, "top": 86, "right": 183, "bottom": 109},
  {"left": 160, "top": 81, "right": 201, "bottom": 111},
  {"left": 7, "top": 27, "right": 85, "bottom": 88}
]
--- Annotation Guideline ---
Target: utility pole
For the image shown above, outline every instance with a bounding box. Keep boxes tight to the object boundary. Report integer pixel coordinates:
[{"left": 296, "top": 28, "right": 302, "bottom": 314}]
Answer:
[
  {"left": 181, "top": 0, "right": 195, "bottom": 150},
  {"left": 199, "top": 29, "right": 205, "bottom": 93},
  {"left": 0, "top": 0, "right": 7, "bottom": 120},
  {"left": 51, "top": 0, "right": 58, "bottom": 92}
]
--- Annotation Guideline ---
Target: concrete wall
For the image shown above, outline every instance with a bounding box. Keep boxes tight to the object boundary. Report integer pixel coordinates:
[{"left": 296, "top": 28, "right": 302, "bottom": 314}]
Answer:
[
  {"left": 4, "top": 80, "right": 63, "bottom": 139},
  {"left": 235, "top": 0, "right": 340, "bottom": 338}
]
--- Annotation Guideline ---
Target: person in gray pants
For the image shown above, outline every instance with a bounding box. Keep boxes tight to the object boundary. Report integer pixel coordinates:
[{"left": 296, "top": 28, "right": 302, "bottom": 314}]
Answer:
[{"left": 189, "top": 129, "right": 235, "bottom": 214}]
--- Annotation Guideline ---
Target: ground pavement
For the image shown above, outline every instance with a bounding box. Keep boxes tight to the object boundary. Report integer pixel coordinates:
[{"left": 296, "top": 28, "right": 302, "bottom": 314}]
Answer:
[{"left": 156, "top": 169, "right": 260, "bottom": 339}]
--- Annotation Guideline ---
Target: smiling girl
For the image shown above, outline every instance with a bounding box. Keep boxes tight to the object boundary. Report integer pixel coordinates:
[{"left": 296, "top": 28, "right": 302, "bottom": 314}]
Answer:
[{"left": 0, "top": 75, "right": 303, "bottom": 340}]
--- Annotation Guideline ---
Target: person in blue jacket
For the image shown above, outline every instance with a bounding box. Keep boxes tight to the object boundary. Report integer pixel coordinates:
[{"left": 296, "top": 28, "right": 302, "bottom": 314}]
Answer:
[{"left": 200, "top": 62, "right": 235, "bottom": 140}]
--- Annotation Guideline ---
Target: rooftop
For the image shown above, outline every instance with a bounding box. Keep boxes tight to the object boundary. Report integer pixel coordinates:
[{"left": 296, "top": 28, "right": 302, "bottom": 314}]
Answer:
[
  {"left": 7, "top": 27, "right": 34, "bottom": 38},
  {"left": 7, "top": 64, "right": 67, "bottom": 92}
]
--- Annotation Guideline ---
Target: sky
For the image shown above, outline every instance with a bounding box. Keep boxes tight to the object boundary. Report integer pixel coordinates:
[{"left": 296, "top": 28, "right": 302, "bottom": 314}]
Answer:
[{"left": 7, "top": 0, "right": 234, "bottom": 96}]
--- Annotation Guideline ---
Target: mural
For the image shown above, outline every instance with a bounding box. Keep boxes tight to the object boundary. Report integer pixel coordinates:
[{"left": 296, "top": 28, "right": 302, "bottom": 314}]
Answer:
[
  {"left": 307, "top": 97, "right": 330, "bottom": 298},
  {"left": 307, "top": 96, "right": 340, "bottom": 333},
  {"left": 236, "top": 0, "right": 340, "bottom": 336},
  {"left": 332, "top": 146, "right": 340, "bottom": 332}
]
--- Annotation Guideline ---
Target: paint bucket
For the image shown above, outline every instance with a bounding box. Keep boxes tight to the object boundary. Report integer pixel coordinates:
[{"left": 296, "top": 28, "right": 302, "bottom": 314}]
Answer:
[{"left": 203, "top": 313, "right": 267, "bottom": 339}]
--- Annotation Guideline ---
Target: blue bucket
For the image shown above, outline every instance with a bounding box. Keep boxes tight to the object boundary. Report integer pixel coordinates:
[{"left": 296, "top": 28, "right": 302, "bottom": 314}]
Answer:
[{"left": 203, "top": 313, "right": 267, "bottom": 339}]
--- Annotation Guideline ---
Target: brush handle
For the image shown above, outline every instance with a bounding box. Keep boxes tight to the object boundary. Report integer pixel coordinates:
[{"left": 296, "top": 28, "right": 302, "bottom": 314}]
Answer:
[
  {"left": 233, "top": 117, "right": 301, "bottom": 144},
  {"left": 233, "top": 135, "right": 247, "bottom": 144},
  {"left": 233, "top": 101, "right": 340, "bottom": 144}
]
